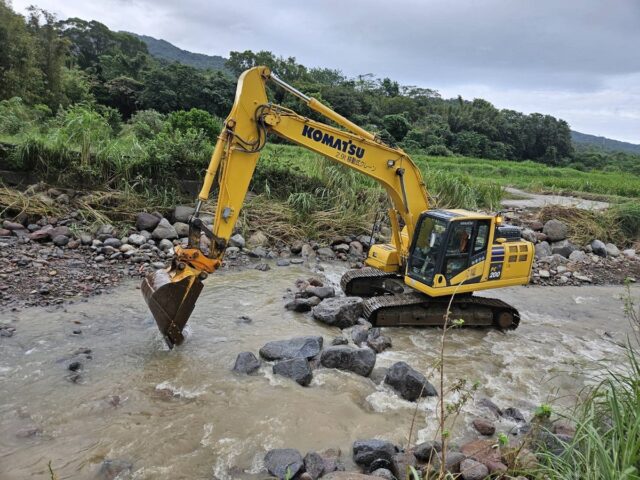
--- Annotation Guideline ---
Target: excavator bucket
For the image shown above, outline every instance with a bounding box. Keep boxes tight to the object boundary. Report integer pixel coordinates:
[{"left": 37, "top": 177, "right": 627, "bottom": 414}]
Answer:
[{"left": 141, "top": 268, "right": 204, "bottom": 348}]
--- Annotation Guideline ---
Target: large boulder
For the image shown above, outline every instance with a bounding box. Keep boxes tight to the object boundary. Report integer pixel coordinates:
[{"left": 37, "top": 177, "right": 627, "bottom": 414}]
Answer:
[
  {"left": 247, "top": 230, "right": 268, "bottom": 247},
  {"left": 384, "top": 362, "right": 437, "bottom": 401},
  {"left": 303, "top": 285, "right": 335, "bottom": 300},
  {"left": 460, "top": 458, "right": 489, "bottom": 480},
  {"left": 173, "top": 222, "right": 189, "bottom": 238},
  {"left": 320, "top": 346, "right": 376, "bottom": 377},
  {"left": 259, "top": 336, "right": 323, "bottom": 361},
  {"left": 353, "top": 439, "right": 398, "bottom": 467},
  {"left": 568, "top": 250, "right": 589, "bottom": 263},
  {"left": 312, "top": 297, "right": 363, "bottom": 328},
  {"left": 29, "top": 225, "right": 53, "bottom": 241},
  {"left": 605, "top": 243, "right": 620, "bottom": 257},
  {"left": 413, "top": 441, "right": 442, "bottom": 462},
  {"left": 542, "top": 219, "right": 568, "bottom": 242},
  {"left": 273, "top": 358, "right": 313, "bottom": 386},
  {"left": 173, "top": 205, "right": 195, "bottom": 223},
  {"left": 232, "top": 352, "right": 260, "bottom": 374},
  {"left": 152, "top": 218, "right": 178, "bottom": 240},
  {"left": 534, "top": 241, "right": 552, "bottom": 259},
  {"left": 550, "top": 239, "right": 577, "bottom": 258},
  {"left": 135, "top": 212, "right": 160, "bottom": 231},
  {"left": 591, "top": 239, "right": 607, "bottom": 257},
  {"left": 264, "top": 448, "right": 304, "bottom": 480},
  {"left": 229, "top": 233, "right": 245, "bottom": 248},
  {"left": 303, "top": 451, "right": 326, "bottom": 480}
]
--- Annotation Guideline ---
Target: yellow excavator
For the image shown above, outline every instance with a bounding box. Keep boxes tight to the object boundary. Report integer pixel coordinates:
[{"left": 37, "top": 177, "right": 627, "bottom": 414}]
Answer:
[{"left": 142, "top": 66, "right": 534, "bottom": 348}]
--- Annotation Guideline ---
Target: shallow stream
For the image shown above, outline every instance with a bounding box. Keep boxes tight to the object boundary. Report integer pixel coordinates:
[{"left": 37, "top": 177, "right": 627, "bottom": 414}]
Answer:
[{"left": 0, "top": 265, "right": 636, "bottom": 479}]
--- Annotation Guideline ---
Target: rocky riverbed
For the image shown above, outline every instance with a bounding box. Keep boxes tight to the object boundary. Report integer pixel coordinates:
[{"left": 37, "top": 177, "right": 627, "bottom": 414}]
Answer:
[
  {"left": 1, "top": 260, "right": 637, "bottom": 479},
  {"left": 1, "top": 201, "right": 639, "bottom": 313}
]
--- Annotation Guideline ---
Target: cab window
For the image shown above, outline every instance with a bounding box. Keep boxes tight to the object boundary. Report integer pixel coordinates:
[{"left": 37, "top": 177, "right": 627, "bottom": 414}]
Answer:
[
  {"left": 473, "top": 222, "right": 490, "bottom": 254},
  {"left": 408, "top": 216, "right": 447, "bottom": 284},
  {"left": 444, "top": 221, "right": 474, "bottom": 279}
]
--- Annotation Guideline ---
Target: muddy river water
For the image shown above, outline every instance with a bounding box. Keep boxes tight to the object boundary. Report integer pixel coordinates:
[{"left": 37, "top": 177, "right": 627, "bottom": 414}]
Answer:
[{"left": 1, "top": 265, "right": 636, "bottom": 479}]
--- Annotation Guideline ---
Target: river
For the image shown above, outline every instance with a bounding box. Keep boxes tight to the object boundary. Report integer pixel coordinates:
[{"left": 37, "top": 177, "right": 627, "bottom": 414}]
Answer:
[{"left": 0, "top": 265, "right": 636, "bottom": 479}]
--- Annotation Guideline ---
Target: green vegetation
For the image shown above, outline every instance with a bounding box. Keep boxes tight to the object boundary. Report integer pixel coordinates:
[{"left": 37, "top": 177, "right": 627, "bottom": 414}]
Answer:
[{"left": 130, "top": 33, "right": 228, "bottom": 71}]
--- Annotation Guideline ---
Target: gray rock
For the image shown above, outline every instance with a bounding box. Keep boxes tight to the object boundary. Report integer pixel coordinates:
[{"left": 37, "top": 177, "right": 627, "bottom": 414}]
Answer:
[
  {"left": 312, "top": 297, "right": 363, "bottom": 328},
  {"left": 301, "top": 244, "right": 315, "bottom": 258},
  {"left": 413, "top": 441, "right": 442, "bottom": 462},
  {"left": 370, "top": 468, "right": 395, "bottom": 479},
  {"left": 331, "top": 335, "right": 349, "bottom": 346},
  {"left": 534, "top": 241, "right": 552, "bottom": 259},
  {"left": 550, "top": 239, "right": 576, "bottom": 258},
  {"left": 259, "top": 336, "right": 323, "bottom": 361},
  {"left": 502, "top": 406, "right": 526, "bottom": 423},
  {"left": 232, "top": 352, "right": 260, "bottom": 374},
  {"left": 349, "top": 241, "right": 364, "bottom": 257},
  {"left": 80, "top": 233, "right": 93, "bottom": 245},
  {"left": 358, "top": 235, "right": 375, "bottom": 248},
  {"left": 591, "top": 239, "right": 607, "bottom": 257},
  {"left": 136, "top": 212, "right": 160, "bottom": 231},
  {"left": 247, "top": 230, "right": 268, "bottom": 247},
  {"left": 264, "top": 448, "right": 304, "bottom": 480},
  {"left": 543, "top": 219, "right": 568, "bottom": 242},
  {"left": 460, "top": 458, "right": 489, "bottom": 480},
  {"left": 317, "top": 246, "right": 335, "bottom": 258},
  {"left": 367, "top": 331, "right": 392, "bottom": 353},
  {"left": 334, "top": 243, "right": 350, "bottom": 253},
  {"left": 304, "top": 451, "right": 326, "bottom": 480},
  {"left": 520, "top": 228, "right": 537, "bottom": 243},
  {"left": 538, "top": 269, "right": 550, "bottom": 279},
  {"left": 158, "top": 238, "right": 173, "bottom": 251},
  {"left": 29, "top": 225, "right": 53, "bottom": 241},
  {"left": 229, "top": 233, "right": 245, "bottom": 248},
  {"left": 173, "top": 205, "right": 195, "bottom": 223},
  {"left": 569, "top": 250, "right": 589, "bottom": 262},
  {"left": 353, "top": 439, "right": 398, "bottom": 467},
  {"left": 173, "top": 221, "right": 189, "bottom": 237},
  {"left": 304, "top": 285, "right": 335, "bottom": 299},
  {"left": 52, "top": 234, "right": 69, "bottom": 247},
  {"left": 128, "top": 233, "right": 146, "bottom": 246},
  {"left": 255, "top": 262, "right": 270, "bottom": 271},
  {"left": 48, "top": 225, "right": 71, "bottom": 240},
  {"left": 433, "top": 451, "right": 466, "bottom": 474},
  {"left": 273, "top": 358, "right": 313, "bottom": 386},
  {"left": 96, "top": 224, "right": 115, "bottom": 237},
  {"left": 574, "top": 273, "right": 592, "bottom": 282},
  {"left": 477, "top": 398, "right": 502, "bottom": 417},
  {"left": 320, "top": 346, "right": 376, "bottom": 377},
  {"left": 249, "top": 246, "right": 267, "bottom": 257},
  {"left": 276, "top": 259, "right": 291, "bottom": 266},
  {"left": 384, "top": 361, "right": 437, "bottom": 401},
  {"left": 390, "top": 451, "right": 415, "bottom": 479},
  {"left": 623, "top": 248, "right": 637, "bottom": 259},
  {"left": 103, "top": 237, "right": 122, "bottom": 249},
  {"left": 285, "top": 298, "right": 315, "bottom": 312},
  {"left": 351, "top": 325, "right": 369, "bottom": 345},
  {"left": 152, "top": 218, "right": 178, "bottom": 240},
  {"left": 605, "top": 243, "right": 620, "bottom": 257}
]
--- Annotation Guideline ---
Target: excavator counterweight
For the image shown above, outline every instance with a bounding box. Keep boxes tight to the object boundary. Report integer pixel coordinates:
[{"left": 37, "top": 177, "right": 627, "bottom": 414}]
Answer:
[{"left": 141, "top": 66, "right": 533, "bottom": 346}]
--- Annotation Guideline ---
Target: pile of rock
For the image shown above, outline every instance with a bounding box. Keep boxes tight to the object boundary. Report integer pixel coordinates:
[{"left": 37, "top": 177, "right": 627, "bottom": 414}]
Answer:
[
  {"left": 263, "top": 447, "right": 345, "bottom": 479},
  {"left": 521, "top": 218, "right": 638, "bottom": 285}
]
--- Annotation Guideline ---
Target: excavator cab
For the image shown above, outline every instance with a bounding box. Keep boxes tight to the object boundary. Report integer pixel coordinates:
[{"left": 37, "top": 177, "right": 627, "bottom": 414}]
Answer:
[{"left": 405, "top": 210, "right": 533, "bottom": 296}]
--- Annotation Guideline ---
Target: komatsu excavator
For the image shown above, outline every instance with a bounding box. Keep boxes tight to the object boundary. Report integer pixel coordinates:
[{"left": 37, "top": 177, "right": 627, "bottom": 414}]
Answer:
[{"left": 142, "top": 66, "right": 534, "bottom": 348}]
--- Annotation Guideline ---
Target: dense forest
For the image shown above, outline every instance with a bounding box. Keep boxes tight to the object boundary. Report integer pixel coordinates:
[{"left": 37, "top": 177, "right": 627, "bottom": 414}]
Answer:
[{"left": 1, "top": 0, "right": 639, "bottom": 178}]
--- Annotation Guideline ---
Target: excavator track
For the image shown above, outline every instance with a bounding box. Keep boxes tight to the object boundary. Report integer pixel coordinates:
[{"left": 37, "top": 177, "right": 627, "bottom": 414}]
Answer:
[
  {"left": 340, "top": 267, "right": 403, "bottom": 296},
  {"left": 363, "top": 292, "right": 520, "bottom": 330}
]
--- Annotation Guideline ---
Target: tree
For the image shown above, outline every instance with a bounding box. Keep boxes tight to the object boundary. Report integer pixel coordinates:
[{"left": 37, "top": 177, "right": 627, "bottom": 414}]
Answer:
[
  {"left": 383, "top": 114, "right": 411, "bottom": 142},
  {"left": 167, "top": 108, "right": 221, "bottom": 140}
]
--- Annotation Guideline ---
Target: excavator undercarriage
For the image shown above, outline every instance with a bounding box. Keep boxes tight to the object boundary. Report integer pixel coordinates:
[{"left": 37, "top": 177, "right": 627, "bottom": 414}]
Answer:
[{"left": 340, "top": 268, "right": 520, "bottom": 330}]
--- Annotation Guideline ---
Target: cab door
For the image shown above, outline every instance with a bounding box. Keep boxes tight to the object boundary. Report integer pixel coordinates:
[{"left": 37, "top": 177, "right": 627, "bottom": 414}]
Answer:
[{"left": 441, "top": 220, "right": 475, "bottom": 282}]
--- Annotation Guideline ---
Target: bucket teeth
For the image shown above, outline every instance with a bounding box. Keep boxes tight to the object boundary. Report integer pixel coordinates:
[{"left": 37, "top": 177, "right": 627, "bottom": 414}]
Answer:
[{"left": 141, "top": 269, "right": 204, "bottom": 348}]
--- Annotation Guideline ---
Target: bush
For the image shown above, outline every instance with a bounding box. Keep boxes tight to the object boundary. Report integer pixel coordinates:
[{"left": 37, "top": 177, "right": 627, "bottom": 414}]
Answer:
[
  {"left": 167, "top": 108, "right": 222, "bottom": 141},
  {"left": 425, "top": 144, "right": 453, "bottom": 157},
  {"left": 124, "top": 109, "right": 166, "bottom": 140},
  {"left": 138, "top": 128, "right": 212, "bottom": 179}
]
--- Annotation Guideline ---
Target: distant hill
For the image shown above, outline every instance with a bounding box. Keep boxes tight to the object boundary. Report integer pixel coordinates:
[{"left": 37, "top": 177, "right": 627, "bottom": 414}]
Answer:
[
  {"left": 129, "top": 33, "right": 228, "bottom": 71},
  {"left": 571, "top": 130, "right": 640, "bottom": 155}
]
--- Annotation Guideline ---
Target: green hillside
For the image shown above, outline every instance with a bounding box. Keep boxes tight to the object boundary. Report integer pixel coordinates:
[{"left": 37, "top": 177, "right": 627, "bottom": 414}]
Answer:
[
  {"left": 129, "top": 33, "right": 228, "bottom": 71},
  {"left": 571, "top": 130, "right": 640, "bottom": 154}
]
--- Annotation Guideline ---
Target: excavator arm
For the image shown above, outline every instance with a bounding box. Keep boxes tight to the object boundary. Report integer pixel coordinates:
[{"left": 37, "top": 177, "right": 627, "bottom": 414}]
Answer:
[{"left": 142, "top": 66, "right": 430, "bottom": 347}]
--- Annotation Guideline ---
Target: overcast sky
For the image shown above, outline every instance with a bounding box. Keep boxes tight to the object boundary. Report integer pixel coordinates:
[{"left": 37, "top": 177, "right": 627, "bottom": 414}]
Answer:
[{"left": 11, "top": 0, "right": 640, "bottom": 143}]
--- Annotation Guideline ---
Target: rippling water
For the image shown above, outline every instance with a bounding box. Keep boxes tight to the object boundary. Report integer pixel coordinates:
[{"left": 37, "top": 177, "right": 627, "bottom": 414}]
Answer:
[{"left": 0, "top": 264, "right": 635, "bottom": 479}]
